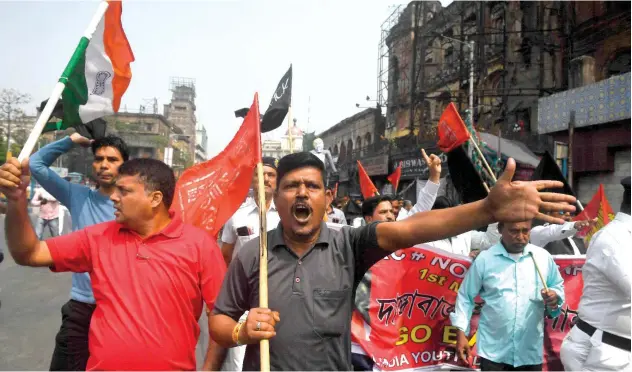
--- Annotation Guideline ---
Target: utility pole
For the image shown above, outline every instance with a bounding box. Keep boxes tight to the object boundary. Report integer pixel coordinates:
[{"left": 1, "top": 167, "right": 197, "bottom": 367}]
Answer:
[
  {"left": 408, "top": 1, "right": 418, "bottom": 135},
  {"left": 568, "top": 111, "right": 575, "bottom": 188},
  {"left": 468, "top": 38, "right": 475, "bottom": 127}
]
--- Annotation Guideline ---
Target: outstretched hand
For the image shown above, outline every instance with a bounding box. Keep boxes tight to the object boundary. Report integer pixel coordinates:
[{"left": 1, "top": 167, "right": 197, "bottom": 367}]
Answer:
[{"left": 485, "top": 158, "right": 576, "bottom": 224}]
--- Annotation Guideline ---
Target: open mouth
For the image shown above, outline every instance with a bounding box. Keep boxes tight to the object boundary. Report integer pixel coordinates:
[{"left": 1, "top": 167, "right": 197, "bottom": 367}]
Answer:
[{"left": 292, "top": 203, "right": 312, "bottom": 224}]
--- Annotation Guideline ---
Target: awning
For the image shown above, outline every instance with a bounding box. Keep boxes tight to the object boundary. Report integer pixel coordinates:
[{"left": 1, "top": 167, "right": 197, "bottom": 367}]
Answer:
[{"left": 478, "top": 132, "right": 540, "bottom": 167}]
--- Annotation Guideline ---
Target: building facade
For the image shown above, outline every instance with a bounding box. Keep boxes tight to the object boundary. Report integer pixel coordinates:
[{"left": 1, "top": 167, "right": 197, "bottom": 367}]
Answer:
[
  {"left": 536, "top": 2, "right": 631, "bottom": 211},
  {"left": 164, "top": 77, "right": 197, "bottom": 167},
  {"left": 317, "top": 107, "right": 387, "bottom": 196}
]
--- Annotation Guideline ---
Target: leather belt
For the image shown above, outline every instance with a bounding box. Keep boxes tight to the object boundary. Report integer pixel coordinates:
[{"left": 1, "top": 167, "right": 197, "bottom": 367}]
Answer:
[{"left": 575, "top": 318, "right": 631, "bottom": 351}]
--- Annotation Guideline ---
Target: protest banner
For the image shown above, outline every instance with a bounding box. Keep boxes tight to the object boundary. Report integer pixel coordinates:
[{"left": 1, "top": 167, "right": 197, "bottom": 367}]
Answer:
[{"left": 351, "top": 245, "right": 585, "bottom": 371}]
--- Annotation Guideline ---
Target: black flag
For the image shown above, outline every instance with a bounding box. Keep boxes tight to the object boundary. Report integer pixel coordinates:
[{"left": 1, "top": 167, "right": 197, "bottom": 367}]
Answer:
[
  {"left": 261, "top": 64, "right": 292, "bottom": 132},
  {"left": 38, "top": 99, "right": 107, "bottom": 140},
  {"left": 234, "top": 65, "right": 292, "bottom": 132},
  {"left": 447, "top": 145, "right": 488, "bottom": 205},
  {"left": 531, "top": 150, "right": 575, "bottom": 196}
]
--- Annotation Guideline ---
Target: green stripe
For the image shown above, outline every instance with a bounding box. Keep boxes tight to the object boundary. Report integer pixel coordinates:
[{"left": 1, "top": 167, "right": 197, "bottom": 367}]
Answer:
[{"left": 60, "top": 36, "right": 90, "bottom": 126}]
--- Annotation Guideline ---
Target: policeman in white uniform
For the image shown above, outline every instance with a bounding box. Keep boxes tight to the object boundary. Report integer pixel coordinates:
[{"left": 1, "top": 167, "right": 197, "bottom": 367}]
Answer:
[
  {"left": 560, "top": 176, "right": 631, "bottom": 371},
  {"left": 215, "top": 157, "right": 281, "bottom": 371}
]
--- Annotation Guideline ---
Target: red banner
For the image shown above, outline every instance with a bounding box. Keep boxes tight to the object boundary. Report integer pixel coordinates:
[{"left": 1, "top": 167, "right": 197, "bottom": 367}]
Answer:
[
  {"left": 573, "top": 184, "right": 615, "bottom": 244},
  {"left": 172, "top": 94, "right": 261, "bottom": 238},
  {"left": 351, "top": 245, "right": 585, "bottom": 370}
]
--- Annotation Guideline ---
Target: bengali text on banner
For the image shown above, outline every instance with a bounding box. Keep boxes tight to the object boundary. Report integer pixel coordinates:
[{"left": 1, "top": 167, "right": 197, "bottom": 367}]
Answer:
[{"left": 350, "top": 245, "right": 585, "bottom": 371}]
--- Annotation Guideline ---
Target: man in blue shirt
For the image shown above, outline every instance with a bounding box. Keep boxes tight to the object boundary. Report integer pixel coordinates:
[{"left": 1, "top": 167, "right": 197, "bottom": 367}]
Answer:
[
  {"left": 451, "top": 220, "right": 565, "bottom": 371},
  {"left": 29, "top": 132, "right": 128, "bottom": 371}
]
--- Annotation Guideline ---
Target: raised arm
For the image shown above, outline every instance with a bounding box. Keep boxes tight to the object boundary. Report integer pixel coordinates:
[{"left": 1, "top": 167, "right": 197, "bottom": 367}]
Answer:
[
  {"left": 1, "top": 158, "right": 53, "bottom": 266},
  {"left": 397, "top": 149, "right": 441, "bottom": 220},
  {"left": 376, "top": 159, "right": 576, "bottom": 252},
  {"left": 1, "top": 157, "right": 92, "bottom": 270},
  {"left": 29, "top": 136, "right": 76, "bottom": 207}
]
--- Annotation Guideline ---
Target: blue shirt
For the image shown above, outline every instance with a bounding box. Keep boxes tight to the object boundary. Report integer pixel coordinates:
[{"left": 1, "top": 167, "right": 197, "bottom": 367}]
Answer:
[
  {"left": 449, "top": 242, "right": 565, "bottom": 367},
  {"left": 30, "top": 136, "right": 115, "bottom": 304}
]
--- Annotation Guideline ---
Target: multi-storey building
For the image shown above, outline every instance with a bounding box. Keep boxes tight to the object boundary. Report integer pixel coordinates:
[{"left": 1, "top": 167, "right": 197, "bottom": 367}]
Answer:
[
  {"left": 164, "top": 77, "right": 197, "bottom": 167},
  {"left": 536, "top": 2, "right": 630, "bottom": 210},
  {"left": 317, "top": 107, "right": 387, "bottom": 196}
]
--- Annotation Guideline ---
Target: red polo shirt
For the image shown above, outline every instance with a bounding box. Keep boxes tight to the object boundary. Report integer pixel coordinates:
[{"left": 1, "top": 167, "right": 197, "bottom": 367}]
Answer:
[{"left": 46, "top": 215, "right": 226, "bottom": 371}]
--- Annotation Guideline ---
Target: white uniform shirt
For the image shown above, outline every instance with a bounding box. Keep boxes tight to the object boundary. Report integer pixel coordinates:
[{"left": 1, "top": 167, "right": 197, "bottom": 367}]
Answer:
[
  {"left": 396, "top": 180, "right": 440, "bottom": 221},
  {"left": 578, "top": 212, "right": 631, "bottom": 338},
  {"left": 221, "top": 199, "right": 280, "bottom": 259},
  {"left": 425, "top": 226, "right": 500, "bottom": 256},
  {"left": 530, "top": 221, "right": 581, "bottom": 255},
  {"left": 327, "top": 207, "right": 347, "bottom": 225}
]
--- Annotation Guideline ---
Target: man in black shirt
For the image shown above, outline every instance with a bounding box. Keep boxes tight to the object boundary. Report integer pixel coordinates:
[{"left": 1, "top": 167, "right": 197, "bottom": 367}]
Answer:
[{"left": 209, "top": 152, "right": 576, "bottom": 371}]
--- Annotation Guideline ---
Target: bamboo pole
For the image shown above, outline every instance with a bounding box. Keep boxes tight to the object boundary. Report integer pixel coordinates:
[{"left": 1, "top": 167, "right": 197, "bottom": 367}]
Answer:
[{"left": 256, "top": 161, "right": 270, "bottom": 372}]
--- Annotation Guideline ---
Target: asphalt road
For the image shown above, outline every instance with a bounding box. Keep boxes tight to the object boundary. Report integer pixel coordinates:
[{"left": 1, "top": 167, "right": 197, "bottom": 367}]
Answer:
[{"left": 0, "top": 213, "right": 209, "bottom": 370}]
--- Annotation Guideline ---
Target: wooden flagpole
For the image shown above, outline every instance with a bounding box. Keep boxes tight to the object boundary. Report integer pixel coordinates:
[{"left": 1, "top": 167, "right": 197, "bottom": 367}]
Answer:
[
  {"left": 256, "top": 161, "right": 270, "bottom": 372},
  {"left": 469, "top": 135, "right": 497, "bottom": 184},
  {"left": 252, "top": 92, "right": 270, "bottom": 372}
]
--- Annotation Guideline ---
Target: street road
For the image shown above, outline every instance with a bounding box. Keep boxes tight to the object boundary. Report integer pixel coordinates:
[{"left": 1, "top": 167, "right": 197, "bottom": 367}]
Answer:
[{"left": 0, "top": 213, "right": 210, "bottom": 369}]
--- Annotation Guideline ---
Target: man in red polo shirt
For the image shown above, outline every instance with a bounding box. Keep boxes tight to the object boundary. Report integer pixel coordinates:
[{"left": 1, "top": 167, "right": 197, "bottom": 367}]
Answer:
[{"left": 0, "top": 157, "right": 226, "bottom": 371}]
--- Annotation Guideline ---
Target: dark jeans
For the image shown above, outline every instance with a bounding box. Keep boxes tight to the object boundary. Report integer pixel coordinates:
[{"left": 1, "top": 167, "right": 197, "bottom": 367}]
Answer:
[
  {"left": 49, "top": 299, "right": 96, "bottom": 371},
  {"left": 480, "top": 357, "right": 542, "bottom": 371}
]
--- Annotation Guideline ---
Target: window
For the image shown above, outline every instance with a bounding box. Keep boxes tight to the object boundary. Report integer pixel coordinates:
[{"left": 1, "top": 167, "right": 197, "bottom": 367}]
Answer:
[{"left": 606, "top": 50, "right": 631, "bottom": 78}]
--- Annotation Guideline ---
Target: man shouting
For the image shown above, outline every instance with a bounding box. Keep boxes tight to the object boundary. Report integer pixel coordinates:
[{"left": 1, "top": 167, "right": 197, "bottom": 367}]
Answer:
[{"left": 208, "top": 152, "right": 576, "bottom": 371}]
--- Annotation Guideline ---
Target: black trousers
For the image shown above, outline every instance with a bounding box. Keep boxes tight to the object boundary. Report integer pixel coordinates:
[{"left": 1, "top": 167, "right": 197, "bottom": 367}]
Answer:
[
  {"left": 480, "top": 357, "right": 542, "bottom": 371},
  {"left": 49, "top": 299, "right": 96, "bottom": 371}
]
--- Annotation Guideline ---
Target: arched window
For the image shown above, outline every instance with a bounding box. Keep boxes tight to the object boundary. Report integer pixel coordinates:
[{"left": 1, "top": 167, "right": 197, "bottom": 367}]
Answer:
[
  {"left": 333, "top": 144, "right": 339, "bottom": 156},
  {"left": 339, "top": 143, "right": 346, "bottom": 162},
  {"left": 356, "top": 136, "right": 362, "bottom": 156}
]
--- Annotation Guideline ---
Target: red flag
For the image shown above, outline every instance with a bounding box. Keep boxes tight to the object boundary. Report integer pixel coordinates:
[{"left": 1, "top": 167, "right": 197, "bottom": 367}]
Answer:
[
  {"left": 572, "top": 184, "right": 616, "bottom": 244},
  {"left": 387, "top": 162, "right": 402, "bottom": 193},
  {"left": 172, "top": 93, "right": 262, "bottom": 238},
  {"left": 436, "top": 102, "right": 470, "bottom": 153},
  {"left": 357, "top": 160, "right": 378, "bottom": 199}
]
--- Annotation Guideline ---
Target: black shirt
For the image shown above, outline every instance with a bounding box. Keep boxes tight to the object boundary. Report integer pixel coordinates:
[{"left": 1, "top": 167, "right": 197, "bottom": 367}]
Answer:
[{"left": 212, "top": 221, "right": 389, "bottom": 371}]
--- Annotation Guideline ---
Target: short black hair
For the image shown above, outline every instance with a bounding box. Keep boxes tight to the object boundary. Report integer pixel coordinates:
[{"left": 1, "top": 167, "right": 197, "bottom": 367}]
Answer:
[
  {"left": 118, "top": 158, "right": 176, "bottom": 208},
  {"left": 362, "top": 195, "right": 393, "bottom": 217},
  {"left": 498, "top": 220, "right": 533, "bottom": 232},
  {"left": 276, "top": 152, "right": 325, "bottom": 189},
  {"left": 92, "top": 135, "right": 130, "bottom": 162},
  {"left": 432, "top": 196, "right": 454, "bottom": 210}
]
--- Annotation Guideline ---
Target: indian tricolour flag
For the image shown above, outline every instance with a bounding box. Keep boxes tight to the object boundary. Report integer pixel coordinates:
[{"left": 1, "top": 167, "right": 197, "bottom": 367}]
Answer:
[{"left": 43, "top": 0, "right": 134, "bottom": 134}]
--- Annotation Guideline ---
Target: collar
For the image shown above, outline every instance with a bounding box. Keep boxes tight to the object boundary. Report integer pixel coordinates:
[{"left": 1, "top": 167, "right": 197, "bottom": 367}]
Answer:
[
  {"left": 489, "top": 241, "right": 535, "bottom": 257},
  {"left": 248, "top": 199, "right": 276, "bottom": 214},
  {"left": 270, "top": 221, "right": 331, "bottom": 250},
  {"left": 117, "top": 211, "right": 184, "bottom": 239},
  {"left": 615, "top": 213, "right": 632, "bottom": 234}
]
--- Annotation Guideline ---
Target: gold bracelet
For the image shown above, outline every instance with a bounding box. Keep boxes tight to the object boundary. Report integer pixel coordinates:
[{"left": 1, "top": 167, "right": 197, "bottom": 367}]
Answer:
[{"left": 232, "top": 321, "right": 245, "bottom": 345}]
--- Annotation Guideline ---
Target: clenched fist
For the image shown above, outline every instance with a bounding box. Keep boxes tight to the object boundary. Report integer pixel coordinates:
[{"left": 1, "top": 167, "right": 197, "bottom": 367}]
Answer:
[
  {"left": 238, "top": 308, "right": 281, "bottom": 345},
  {"left": 0, "top": 157, "right": 30, "bottom": 202}
]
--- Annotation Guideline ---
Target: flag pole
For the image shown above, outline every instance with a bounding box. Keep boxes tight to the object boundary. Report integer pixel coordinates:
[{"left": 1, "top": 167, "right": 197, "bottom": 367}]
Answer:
[
  {"left": 17, "top": 1, "right": 110, "bottom": 162},
  {"left": 253, "top": 93, "right": 271, "bottom": 372},
  {"left": 469, "top": 136, "right": 497, "bottom": 184}
]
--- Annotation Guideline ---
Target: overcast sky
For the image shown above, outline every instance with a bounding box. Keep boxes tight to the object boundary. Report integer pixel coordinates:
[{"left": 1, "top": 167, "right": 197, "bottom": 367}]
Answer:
[{"left": 0, "top": 0, "right": 451, "bottom": 158}]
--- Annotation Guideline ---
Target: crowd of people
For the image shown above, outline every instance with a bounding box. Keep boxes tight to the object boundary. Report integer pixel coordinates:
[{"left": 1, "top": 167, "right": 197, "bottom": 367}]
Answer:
[{"left": 0, "top": 132, "right": 629, "bottom": 371}]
